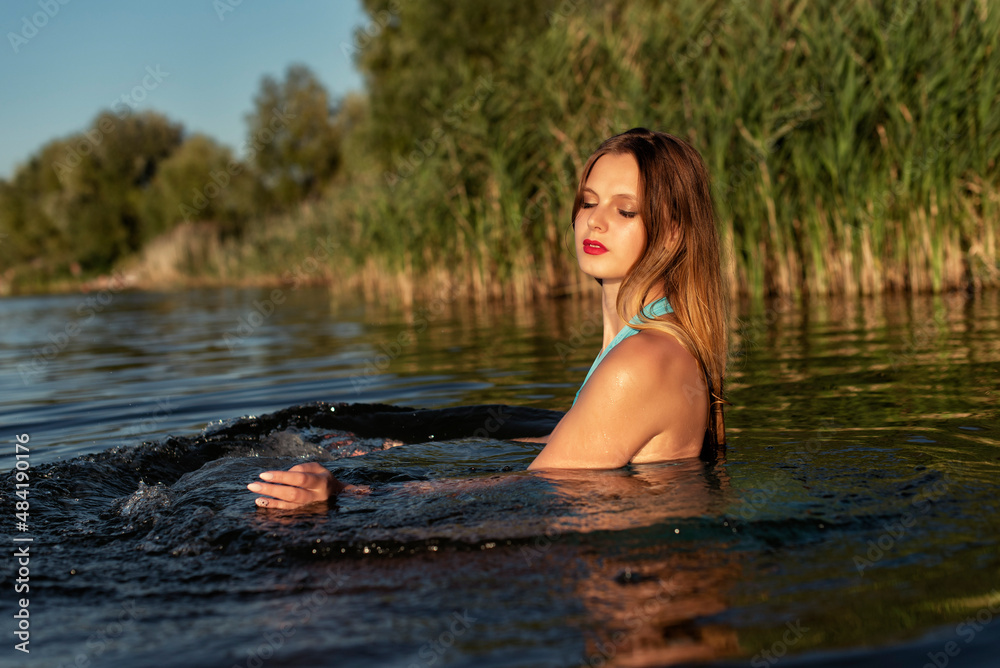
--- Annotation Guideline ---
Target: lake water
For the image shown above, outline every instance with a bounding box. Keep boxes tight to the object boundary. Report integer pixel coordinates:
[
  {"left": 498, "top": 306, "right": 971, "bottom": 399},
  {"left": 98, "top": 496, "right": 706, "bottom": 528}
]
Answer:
[{"left": 1, "top": 286, "right": 998, "bottom": 667}]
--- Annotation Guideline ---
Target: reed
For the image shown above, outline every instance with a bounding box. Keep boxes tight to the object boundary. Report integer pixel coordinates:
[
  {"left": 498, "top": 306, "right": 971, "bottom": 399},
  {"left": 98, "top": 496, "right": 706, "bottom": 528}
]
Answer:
[{"left": 103, "top": 0, "right": 1000, "bottom": 303}]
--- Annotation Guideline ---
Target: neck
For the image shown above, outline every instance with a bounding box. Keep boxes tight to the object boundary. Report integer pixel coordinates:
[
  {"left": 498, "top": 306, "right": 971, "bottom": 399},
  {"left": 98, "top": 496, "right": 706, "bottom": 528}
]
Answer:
[
  {"left": 599, "top": 281, "right": 667, "bottom": 350},
  {"left": 600, "top": 281, "right": 626, "bottom": 350}
]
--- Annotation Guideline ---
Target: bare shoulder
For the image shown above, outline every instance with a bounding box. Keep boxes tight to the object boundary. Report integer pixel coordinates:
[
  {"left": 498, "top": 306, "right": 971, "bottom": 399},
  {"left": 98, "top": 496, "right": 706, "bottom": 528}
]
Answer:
[
  {"left": 596, "top": 328, "right": 710, "bottom": 420},
  {"left": 605, "top": 328, "right": 703, "bottom": 383},
  {"left": 528, "top": 326, "right": 707, "bottom": 469}
]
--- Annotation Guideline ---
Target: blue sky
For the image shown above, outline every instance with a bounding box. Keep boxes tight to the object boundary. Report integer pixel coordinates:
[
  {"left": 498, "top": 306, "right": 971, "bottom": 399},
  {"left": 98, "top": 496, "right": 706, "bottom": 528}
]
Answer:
[{"left": 0, "top": 0, "right": 368, "bottom": 179}]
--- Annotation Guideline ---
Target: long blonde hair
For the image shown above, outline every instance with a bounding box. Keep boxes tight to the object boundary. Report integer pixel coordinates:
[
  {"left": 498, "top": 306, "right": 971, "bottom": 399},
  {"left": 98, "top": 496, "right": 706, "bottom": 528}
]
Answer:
[{"left": 573, "top": 128, "right": 730, "bottom": 456}]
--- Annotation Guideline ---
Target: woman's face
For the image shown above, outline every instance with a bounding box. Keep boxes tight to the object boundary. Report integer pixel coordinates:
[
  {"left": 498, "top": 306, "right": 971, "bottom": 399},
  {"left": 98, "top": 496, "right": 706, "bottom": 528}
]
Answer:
[{"left": 574, "top": 152, "right": 646, "bottom": 285}]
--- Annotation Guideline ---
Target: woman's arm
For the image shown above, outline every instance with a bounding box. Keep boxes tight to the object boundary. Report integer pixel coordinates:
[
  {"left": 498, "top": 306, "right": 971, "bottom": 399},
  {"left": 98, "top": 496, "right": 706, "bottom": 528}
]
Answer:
[
  {"left": 248, "top": 334, "right": 699, "bottom": 504},
  {"left": 512, "top": 434, "right": 550, "bottom": 444}
]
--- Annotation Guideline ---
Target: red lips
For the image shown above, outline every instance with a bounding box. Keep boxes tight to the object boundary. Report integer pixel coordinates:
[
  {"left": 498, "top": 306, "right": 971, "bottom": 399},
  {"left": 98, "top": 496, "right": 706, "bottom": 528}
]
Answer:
[{"left": 583, "top": 239, "right": 608, "bottom": 255}]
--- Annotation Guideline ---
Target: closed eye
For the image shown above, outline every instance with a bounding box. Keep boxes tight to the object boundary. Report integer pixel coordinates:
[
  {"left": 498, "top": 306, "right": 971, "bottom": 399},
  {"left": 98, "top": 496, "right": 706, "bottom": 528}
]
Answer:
[
  {"left": 581, "top": 202, "right": 597, "bottom": 209},
  {"left": 619, "top": 209, "right": 637, "bottom": 218}
]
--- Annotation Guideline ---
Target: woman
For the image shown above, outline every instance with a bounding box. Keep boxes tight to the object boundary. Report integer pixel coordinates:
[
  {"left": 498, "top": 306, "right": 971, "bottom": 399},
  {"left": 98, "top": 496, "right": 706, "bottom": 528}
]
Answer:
[{"left": 247, "top": 128, "right": 729, "bottom": 508}]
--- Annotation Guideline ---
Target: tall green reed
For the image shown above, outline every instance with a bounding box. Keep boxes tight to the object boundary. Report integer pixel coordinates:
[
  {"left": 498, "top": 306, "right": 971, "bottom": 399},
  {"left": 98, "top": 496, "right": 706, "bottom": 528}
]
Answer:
[{"left": 153, "top": 0, "right": 999, "bottom": 303}]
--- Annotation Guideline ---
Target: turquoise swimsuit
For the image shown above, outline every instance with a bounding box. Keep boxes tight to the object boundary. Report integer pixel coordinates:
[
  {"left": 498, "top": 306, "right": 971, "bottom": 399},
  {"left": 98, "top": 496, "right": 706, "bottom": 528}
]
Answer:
[{"left": 573, "top": 297, "right": 673, "bottom": 405}]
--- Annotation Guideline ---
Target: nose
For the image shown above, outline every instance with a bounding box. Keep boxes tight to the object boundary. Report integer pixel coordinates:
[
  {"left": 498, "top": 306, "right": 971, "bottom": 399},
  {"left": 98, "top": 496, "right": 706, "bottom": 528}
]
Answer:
[{"left": 585, "top": 204, "right": 608, "bottom": 232}]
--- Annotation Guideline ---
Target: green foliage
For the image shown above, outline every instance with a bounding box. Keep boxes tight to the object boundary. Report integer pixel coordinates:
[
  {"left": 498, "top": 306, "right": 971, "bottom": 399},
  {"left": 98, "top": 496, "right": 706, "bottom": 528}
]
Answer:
[
  {"left": 138, "top": 134, "right": 253, "bottom": 240},
  {"left": 0, "top": 110, "right": 184, "bottom": 278},
  {"left": 0, "top": 64, "right": 345, "bottom": 287},
  {"left": 332, "top": 0, "right": 1000, "bottom": 298},
  {"left": 0, "top": 141, "right": 73, "bottom": 273},
  {"left": 245, "top": 64, "right": 343, "bottom": 209},
  {"left": 354, "top": 0, "right": 561, "bottom": 165},
  {"left": 2, "top": 0, "right": 998, "bottom": 298}
]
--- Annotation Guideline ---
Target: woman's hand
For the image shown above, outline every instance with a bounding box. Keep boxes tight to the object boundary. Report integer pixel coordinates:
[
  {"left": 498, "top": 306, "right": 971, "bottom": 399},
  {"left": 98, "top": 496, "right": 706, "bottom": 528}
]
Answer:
[{"left": 247, "top": 462, "right": 346, "bottom": 510}]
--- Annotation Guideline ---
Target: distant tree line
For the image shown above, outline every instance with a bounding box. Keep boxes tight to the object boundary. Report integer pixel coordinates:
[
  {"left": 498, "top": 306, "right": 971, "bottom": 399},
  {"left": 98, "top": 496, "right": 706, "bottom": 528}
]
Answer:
[{"left": 0, "top": 64, "right": 345, "bottom": 281}]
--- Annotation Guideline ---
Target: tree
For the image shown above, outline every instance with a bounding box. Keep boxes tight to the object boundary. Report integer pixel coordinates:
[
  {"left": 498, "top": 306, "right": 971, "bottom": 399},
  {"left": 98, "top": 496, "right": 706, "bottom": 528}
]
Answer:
[
  {"left": 58, "top": 110, "right": 184, "bottom": 270},
  {"left": 353, "top": 0, "right": 559, "bottom": 165},
  {"left": 139, "top": 134, "right": 253, "bottom": 240},
  {"left": 0, "top": 140, "right": 74, "bottom": 275},
  {"left": 245, "top": 64, "right": 342, "bottom": 209},
  {"left": 0, "top": 110, "right": 184, "bottom": 277}
]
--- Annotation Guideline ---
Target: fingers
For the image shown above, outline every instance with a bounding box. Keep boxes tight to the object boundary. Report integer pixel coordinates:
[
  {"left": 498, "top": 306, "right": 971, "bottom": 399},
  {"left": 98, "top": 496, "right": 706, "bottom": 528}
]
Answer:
[
  {"left": 247, "top": 479, "right": 313, "bottom": 503},
  {"left": 257, "top": 469, "right": 321, "bottom": 492},
  {"left": 248, "top": 463, "right": 339, "bottom": 510},
  {"left": 288, "top": 462, "right": 327, "bottom": 474},
  {"left": 252, "top": 495, "right": 312, "bottom": 510}
]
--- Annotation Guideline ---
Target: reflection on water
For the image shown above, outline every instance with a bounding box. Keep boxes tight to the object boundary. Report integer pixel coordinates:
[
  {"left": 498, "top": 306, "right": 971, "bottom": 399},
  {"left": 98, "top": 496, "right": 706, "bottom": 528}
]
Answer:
[
  {"left": 0, "top": 287, "right": 998, "bottom": 666},
  {"left": 536, "top": 463, "right": 742, "bottom": 665},
  {"left": 729, "top": 292, "right": 999, "bottom": 433}
]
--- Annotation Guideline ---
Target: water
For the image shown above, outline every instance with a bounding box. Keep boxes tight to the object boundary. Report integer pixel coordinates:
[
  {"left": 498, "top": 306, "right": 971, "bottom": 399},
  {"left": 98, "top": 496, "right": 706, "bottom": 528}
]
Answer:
[{"left": 1, "top": 286, "right": 998, "bottom": 667}]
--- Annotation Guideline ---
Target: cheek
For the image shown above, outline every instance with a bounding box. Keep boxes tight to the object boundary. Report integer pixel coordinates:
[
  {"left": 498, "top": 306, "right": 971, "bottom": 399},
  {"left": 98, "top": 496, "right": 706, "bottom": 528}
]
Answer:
[
  {"left": 628, "top": 224, "right": 647, "bottom": 254},
  {"left": 573, "top": 213, "right": 586, "bottom": 241}
]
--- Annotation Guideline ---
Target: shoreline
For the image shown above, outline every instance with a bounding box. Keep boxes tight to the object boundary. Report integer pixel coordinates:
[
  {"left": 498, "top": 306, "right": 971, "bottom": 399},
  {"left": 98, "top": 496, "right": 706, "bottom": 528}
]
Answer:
[{"left": 2, "top": 258, "right": 989, "bottom": 305}]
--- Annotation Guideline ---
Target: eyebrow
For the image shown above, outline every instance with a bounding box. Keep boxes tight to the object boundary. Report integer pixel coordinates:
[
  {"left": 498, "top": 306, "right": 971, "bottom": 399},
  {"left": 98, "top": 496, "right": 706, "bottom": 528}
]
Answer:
[{"left": 581, "top": 187, "right": 637, "bottom": 201}]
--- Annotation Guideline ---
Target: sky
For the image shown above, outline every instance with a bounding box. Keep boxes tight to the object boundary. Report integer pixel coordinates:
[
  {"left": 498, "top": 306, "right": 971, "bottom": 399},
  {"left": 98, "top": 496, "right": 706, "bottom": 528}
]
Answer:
[{"left": 0, "top": 0, "right": 368, "bottom": 179}]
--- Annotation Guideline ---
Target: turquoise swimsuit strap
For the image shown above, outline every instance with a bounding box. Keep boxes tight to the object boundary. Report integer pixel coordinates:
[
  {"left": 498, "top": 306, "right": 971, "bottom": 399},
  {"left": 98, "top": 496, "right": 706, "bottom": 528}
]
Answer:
[{"left": 573, "top": 297, "right": 673, "bottom": 405}]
